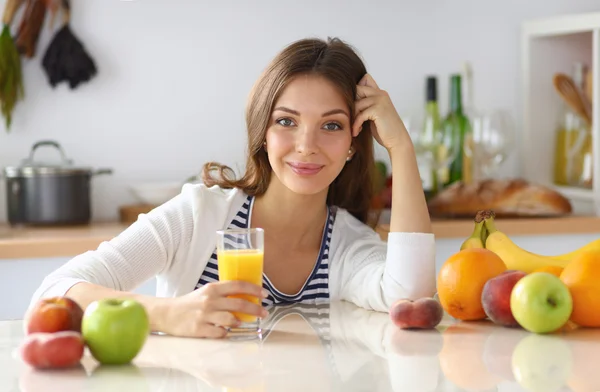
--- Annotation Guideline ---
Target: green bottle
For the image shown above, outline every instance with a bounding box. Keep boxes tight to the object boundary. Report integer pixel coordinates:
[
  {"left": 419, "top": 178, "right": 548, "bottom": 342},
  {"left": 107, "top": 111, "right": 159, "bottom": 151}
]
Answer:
[
  {"left": 443, "top": 74, "right": 471, "bottom": 185},
  {"left": 421, "top": 76, "right": 442, "bottom": 199}
]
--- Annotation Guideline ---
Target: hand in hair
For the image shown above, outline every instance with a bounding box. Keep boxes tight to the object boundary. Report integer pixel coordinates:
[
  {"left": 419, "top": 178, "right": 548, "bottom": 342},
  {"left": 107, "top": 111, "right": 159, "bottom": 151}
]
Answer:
[{"left": 353, "top": 73, "right": 410, "bottom": 152}]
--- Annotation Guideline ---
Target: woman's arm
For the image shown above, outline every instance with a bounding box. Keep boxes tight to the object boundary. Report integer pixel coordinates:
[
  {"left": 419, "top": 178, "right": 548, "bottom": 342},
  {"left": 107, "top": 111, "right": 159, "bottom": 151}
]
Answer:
[
  {"left": 388, "top": 143, "right": 432, "bottom": 233},
  {"left": 341, "top": 73, "right": 435, "bottom": 311},
  {"left": 29, "top": 185, "right": 268, "bottom": 337},
  {"left": 353, "top": 73, "right": 431, "bottom": 234},
  {"left": 64, "top": 283, "right": 172, "bottom": 332},
  {"left": 332, "top": 217, "right": 436, "bottom": 312},
  {"left": 28, "top": 188, "right": 196, "bottom": 330}
]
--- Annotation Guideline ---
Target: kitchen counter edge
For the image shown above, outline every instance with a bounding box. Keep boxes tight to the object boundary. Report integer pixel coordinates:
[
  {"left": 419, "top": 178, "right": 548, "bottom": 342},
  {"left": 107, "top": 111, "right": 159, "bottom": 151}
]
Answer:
[{"left": 1, "top": 215, "right": 599, "bottom": 259}]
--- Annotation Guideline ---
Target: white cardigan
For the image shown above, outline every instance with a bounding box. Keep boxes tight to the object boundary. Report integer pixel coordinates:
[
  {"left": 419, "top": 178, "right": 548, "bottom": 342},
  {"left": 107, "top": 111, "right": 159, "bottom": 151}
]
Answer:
[{"left": 30, "top": 184, "right": 436, "bottom": 312}]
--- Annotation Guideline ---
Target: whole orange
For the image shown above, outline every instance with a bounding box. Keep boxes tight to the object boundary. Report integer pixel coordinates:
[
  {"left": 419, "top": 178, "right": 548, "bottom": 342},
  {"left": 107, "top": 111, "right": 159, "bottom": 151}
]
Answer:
[
  {"left": 560, "top": 251, "right": 600, "bottom": 327},
  {"left": 437, "top": 248, "right": 507, "bottom": 320},
  {"left": 532, "top": 265, "right": 564, "bottom": 278}
]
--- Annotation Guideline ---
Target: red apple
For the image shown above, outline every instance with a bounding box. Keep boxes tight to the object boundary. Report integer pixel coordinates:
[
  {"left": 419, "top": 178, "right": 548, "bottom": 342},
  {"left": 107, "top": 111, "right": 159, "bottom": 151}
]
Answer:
[
  {"left": 390, "top": 298, "right": 443, "bottom": 329},
  {"left": 481, "top": 270, "right": 527, "bottom": 327},
  {"left": 20, "top": 331, "right": 85, "bottom": 369},
  {"left": 25, "top": 297, "right": 84, "bottom": 335}
]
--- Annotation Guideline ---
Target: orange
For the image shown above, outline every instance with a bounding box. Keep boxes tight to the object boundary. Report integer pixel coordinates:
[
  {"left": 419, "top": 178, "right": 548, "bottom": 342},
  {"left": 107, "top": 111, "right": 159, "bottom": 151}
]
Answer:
[
  {"left": 559, "top": 251, "right": 600, "bottom": 327},
  {"left": 437, "top": 248, "right": 507, "bottom": 321},
  {"left": 532, "top": 265, "right": 564, "bottom": 278}
]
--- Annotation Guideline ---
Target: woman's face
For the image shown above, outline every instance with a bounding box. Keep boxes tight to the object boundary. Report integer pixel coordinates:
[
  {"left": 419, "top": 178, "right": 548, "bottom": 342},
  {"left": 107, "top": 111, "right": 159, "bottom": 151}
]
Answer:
[{"left": 264, "top": 74, "right": 353, "bottom": 196}]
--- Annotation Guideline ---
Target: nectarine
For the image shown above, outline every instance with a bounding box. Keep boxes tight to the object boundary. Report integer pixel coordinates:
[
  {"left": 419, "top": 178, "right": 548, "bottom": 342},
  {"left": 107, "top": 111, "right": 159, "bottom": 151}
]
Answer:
[
  {"left": 390, "top": 298, "right": 443, "bottom": 329},
  {"left": 25, "top": 297, "right": 84, "bottom": 335},
  {"left": 20, "top": 331, "right": 84, "bottom": 369},
  {"left": 481, "top": 270, "right": 526, "bottom": 327}
]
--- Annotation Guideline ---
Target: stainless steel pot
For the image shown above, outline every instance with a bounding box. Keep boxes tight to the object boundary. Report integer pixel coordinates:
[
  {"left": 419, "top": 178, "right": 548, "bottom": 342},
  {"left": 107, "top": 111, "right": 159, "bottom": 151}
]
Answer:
[{"left": 2, "top": 140, "right": 113, "bottom": 226}]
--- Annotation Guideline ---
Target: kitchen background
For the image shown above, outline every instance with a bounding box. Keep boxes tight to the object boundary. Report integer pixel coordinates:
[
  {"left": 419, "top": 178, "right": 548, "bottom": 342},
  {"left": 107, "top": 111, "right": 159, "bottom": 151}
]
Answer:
[{"left": 1, "top": 0, "right": 600, "bottom": 223}]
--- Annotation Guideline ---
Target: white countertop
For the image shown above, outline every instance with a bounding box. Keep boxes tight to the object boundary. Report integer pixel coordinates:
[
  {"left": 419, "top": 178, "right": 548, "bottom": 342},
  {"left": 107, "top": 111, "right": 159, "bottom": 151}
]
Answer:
[{"left": 1, "top": 301, "right": 599, "bottom": 391}]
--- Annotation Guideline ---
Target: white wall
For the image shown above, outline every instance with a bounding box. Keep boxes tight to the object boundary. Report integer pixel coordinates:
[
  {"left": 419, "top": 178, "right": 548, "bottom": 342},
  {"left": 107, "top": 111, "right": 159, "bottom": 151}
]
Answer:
[{"left": 0, "top": 0, "right": 599, "bottom": 222}]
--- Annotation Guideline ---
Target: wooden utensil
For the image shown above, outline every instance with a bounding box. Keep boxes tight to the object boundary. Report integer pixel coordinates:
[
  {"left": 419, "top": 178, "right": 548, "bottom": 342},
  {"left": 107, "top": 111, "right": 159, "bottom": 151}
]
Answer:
[
  {"left": 586, "top": 68, "right": 593, "bottom": 105},
  {"left": 15, "top": 0, "right": 47, "bottom": 58},
  {"left": 553, "top": 73, "right": 592, "bottom": 126}
]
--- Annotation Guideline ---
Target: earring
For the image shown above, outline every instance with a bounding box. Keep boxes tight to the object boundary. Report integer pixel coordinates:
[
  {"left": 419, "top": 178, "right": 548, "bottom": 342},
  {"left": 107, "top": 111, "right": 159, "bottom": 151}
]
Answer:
[{"left": 346, "top": 149, "right": 352, "bottom": 162}]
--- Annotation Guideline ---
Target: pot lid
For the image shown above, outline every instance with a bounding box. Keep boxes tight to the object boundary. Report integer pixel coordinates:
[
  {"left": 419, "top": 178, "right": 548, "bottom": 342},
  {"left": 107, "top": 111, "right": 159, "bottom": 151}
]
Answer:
[{"left": 3, "top": 140, "right": 94, "bottom": 177}]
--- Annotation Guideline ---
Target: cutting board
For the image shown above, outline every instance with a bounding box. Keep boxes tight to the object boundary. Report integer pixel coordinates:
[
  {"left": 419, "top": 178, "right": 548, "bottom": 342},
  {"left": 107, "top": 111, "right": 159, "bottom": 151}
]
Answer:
[{"left": 119, "top": 204, "right": 156, "bottom": 225}]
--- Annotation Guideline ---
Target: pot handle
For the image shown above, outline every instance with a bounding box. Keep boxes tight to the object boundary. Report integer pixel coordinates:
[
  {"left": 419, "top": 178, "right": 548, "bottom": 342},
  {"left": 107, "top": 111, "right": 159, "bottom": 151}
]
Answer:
[
  {"left": 94, "top": 168, "right": 113, "bottom": 176},
  {"left": 24, "top": 140, "right": 72, "bottom": 166}
]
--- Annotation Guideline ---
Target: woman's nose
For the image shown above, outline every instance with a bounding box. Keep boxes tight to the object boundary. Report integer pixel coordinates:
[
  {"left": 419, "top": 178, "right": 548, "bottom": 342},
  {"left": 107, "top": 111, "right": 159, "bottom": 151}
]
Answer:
[{"left": 295, "top": 126, "right": 319, "bottom": 155}]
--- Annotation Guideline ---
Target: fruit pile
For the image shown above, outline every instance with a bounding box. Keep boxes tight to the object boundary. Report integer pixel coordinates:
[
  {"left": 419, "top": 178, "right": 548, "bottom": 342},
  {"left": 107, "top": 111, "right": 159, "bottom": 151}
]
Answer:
[
  {"left": 20, "top": 297, "right": 150, "bottom": 370},
  {"left": 437, "top": 209, "right": 600, "bottom": 333},
  {"left": 388, "top": 209, "right": 600, "bottom": 333}
]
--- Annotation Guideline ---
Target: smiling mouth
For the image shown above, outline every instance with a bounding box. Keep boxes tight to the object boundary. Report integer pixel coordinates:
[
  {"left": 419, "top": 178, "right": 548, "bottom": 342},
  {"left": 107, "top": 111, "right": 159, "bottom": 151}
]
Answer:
[{"left": 287, "top": 162, "right": 324, "bottom": 176}]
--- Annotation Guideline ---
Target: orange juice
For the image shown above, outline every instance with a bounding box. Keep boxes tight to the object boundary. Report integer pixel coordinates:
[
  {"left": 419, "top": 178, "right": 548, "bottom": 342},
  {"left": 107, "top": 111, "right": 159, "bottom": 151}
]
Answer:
[{"left": 218, "top": 249, "right": 264, "bottom": 322}]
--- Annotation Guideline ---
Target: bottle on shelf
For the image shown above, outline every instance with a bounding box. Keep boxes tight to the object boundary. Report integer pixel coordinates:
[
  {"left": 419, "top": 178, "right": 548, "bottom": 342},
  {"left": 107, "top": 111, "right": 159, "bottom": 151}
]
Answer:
[
  {"left": 443, "top": 74, "right": 472, "bottom": 186},
  {"left": 420, "top": 75, "right": 442, "bottom": 199},
  {"left": 462, "top": 61, "right": 477, "bottom": 119},
  {"left": 553, "top": 62, "right": 592, "bottom": 188}
]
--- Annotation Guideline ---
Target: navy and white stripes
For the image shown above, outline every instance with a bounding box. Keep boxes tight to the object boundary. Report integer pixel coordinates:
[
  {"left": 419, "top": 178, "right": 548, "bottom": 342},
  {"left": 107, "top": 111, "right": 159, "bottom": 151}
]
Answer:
[{"left": 195, "top": 195, "right": 334, "bottom": 306}]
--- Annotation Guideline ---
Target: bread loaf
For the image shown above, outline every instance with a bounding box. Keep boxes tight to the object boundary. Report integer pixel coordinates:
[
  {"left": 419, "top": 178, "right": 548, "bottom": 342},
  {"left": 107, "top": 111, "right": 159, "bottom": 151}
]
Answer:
[{"left": 427, "top": 179, "right": 572, "bottom": 218}]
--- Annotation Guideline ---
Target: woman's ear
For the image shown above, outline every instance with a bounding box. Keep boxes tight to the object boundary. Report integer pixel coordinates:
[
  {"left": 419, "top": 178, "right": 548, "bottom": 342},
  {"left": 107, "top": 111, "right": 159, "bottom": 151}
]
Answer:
[{"left": 346, "top": 146, "right": 354, "bottom": 162}]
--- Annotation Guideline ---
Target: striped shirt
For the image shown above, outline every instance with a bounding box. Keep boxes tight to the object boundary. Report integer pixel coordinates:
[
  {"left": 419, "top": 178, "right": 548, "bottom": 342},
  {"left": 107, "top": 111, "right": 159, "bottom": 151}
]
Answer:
[{"left": 195, "top": 195, "right": 335, "bottom": 306}]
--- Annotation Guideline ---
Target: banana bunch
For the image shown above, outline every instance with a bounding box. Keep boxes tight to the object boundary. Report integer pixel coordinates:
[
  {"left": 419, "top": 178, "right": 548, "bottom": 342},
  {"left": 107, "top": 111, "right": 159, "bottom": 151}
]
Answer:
[{"left": 460, "top": 210, "right": 600, "bottom": 273}]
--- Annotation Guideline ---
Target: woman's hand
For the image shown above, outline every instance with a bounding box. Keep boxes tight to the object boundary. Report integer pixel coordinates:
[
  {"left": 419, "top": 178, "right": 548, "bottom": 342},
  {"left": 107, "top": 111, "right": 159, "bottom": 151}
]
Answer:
[
  {"left": 353, "top": 73, "right": 411, "bottom": 152},
  {"left": 159, "top": 281, "right": 269, "bottom": 338}
]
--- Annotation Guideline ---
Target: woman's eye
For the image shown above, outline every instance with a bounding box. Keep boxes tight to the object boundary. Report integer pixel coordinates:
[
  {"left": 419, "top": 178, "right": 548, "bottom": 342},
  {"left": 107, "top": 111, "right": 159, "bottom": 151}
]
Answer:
[
  {"left": 324, "top": 122, "right": 342, "bottom": 131},
  {"left": 276, "top": 118, "right": 295, "bottom": 127}
]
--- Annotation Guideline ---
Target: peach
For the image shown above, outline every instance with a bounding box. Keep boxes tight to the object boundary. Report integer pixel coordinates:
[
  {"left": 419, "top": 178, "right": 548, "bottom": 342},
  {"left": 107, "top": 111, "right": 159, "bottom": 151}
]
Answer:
[
  {"left": 481, "top": 270, "right": 527, "bottom": 327},
  {"left": 390, "top": 298, "right": 443, "bottom": 329},
  {"left": 20, "top": 331, "right": 85, "bottom": 369},
  {"left": 25, "top": 297, "right": 84, "bottom": 335}
]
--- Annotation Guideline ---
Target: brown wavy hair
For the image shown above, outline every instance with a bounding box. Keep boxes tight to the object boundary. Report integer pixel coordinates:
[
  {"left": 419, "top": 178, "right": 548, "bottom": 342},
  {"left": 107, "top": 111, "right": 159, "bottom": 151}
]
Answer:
[{"left": 202, "top": 37, "right": 376, "bottom": 225}]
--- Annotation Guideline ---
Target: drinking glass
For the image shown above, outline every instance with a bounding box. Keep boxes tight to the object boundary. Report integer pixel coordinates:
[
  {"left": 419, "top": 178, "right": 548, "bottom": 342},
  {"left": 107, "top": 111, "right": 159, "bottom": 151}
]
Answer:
[
  {"left": 464, "top": 110, "right": 514, "bottom": 180},
  {"left": 216, "top": 228, "right": 264, "bottom": 338}
]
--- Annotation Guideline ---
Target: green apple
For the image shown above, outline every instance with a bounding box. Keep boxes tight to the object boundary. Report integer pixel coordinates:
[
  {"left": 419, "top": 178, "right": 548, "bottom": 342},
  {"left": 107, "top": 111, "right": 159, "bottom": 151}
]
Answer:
[
  {"left": 510, "top": 272, "right": 573, "bottom": 334},
  {"left": 82, "top": 298, "right": 150, "bottom": 365}
]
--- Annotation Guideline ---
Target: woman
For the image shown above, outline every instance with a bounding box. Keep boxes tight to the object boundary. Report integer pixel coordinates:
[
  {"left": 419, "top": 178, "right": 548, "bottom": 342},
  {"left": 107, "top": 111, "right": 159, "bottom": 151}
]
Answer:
[{"left": 30, "top": 37, "right": 436, "bottom": 339}]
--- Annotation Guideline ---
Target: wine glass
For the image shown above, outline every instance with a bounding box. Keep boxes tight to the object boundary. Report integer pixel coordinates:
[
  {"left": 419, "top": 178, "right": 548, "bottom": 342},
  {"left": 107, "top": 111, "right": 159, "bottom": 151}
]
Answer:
[
  {"left": 464, "top": 109, "right": 515, "bottom": 180},
  {"left": 412, "top": 118, "right": 460, "bottom": 194}
]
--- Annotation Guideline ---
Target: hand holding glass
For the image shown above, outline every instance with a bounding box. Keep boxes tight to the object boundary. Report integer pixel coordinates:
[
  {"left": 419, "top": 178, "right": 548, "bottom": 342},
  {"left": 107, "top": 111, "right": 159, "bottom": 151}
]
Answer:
[{"left": 217, "top": 228, "right": 265, "bottom": 335}]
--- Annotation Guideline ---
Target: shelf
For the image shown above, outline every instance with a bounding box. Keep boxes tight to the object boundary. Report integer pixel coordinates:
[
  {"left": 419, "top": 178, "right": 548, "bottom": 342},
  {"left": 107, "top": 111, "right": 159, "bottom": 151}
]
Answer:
[
  {"left": 523, "top": 12, "right": 600, "bottom": 38},
  {"left": 377, "top": 215, "right": 600, "bottom": 240},
  {"left": 521, "top": 11, "right": 600, "bottom": 216}
]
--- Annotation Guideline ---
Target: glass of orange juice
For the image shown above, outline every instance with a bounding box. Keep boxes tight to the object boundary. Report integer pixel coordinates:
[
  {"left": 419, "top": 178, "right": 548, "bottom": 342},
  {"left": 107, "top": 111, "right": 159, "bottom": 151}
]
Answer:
[{"left": 216, "top": 227, "right": 264, "bottom": 337}]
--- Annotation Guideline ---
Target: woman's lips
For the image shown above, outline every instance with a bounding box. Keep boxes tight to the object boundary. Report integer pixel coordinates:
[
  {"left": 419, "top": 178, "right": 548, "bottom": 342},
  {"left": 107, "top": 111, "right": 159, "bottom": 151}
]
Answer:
[{"left": 287, "top": 162, "right": 324, "bottom": 176}]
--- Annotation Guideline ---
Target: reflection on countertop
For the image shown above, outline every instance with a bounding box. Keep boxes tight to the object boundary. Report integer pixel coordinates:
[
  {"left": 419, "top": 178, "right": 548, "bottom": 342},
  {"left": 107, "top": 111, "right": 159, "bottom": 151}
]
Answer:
[{"left": 2, "top": 301, "right": 600, "bottom": 391}]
